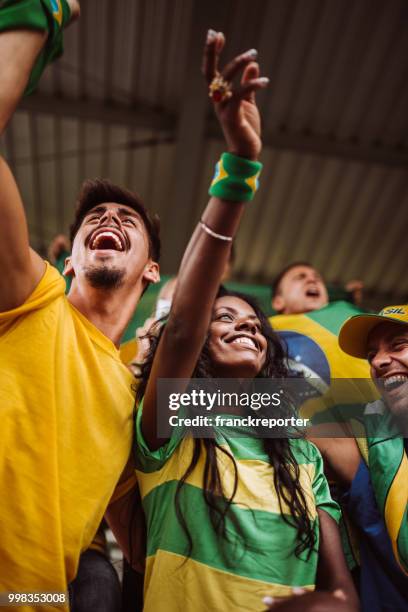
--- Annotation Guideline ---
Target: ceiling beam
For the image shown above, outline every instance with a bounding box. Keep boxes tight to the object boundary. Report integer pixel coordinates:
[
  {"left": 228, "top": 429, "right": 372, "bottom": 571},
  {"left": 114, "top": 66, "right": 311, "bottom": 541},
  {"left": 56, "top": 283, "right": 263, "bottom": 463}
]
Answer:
[
  {"left": 207, "top": 120, "right": 408, "bottom": 167},
  {"left": 19, "top": 93, "right": 408, "bottom": 167},
  {"left": 19, "top": 92, "right": 175, "bottom": 132}
]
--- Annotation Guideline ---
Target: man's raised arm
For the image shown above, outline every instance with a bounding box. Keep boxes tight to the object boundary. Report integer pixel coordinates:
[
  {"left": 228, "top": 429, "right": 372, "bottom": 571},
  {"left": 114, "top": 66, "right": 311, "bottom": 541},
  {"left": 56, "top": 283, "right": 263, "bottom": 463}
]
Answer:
[
  {"left": 0, "top": 0, "right": 79, "bottom": 311},
  {"left": 0, "top": 28, "right": 49, "bottom": 311}
]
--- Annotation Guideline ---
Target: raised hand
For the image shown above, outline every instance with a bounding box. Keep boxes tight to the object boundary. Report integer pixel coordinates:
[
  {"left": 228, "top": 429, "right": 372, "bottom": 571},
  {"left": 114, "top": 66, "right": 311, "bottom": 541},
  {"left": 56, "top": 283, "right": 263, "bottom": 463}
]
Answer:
[{"left": 202, "top": 30, "right": 269, "bottom": 161}]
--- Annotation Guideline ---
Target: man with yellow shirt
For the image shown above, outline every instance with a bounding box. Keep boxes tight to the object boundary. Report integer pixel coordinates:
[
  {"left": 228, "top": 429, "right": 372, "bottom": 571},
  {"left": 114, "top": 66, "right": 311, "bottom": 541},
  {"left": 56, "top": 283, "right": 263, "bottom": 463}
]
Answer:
[{"left": 0, "top": 3, "right": 159, "bottom": 607}]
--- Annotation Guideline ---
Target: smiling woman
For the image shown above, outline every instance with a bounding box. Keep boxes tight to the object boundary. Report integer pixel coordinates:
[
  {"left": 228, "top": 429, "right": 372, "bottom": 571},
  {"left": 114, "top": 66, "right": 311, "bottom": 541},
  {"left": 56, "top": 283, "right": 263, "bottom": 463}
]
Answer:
[
  {"left": 133, "top": 284, "right": 347, "bottom": 609},
  {"left": 208, "top": 293, "right": 268, "bottom": 378}
]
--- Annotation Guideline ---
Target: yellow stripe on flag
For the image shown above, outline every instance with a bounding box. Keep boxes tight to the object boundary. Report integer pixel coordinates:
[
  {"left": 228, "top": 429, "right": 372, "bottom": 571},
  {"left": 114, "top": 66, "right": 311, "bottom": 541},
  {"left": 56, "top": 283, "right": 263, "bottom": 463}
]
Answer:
[{"left": 384, "top": 451, "right": 408, "bottom": 575}]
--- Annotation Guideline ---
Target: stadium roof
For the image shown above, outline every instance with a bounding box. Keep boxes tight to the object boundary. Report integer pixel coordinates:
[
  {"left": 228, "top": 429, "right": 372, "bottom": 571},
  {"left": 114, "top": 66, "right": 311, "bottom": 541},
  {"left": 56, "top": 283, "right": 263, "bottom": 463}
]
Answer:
[{"left": 1, "top": 0, "right": 407, "bottom": 308}]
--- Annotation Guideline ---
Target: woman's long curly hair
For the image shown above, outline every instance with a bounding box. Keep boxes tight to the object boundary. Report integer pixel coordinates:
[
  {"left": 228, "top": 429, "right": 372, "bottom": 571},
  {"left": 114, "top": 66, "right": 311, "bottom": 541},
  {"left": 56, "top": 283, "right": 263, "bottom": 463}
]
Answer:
[{"left": 136, "top": 287, "right": 317, "bottom": 560}]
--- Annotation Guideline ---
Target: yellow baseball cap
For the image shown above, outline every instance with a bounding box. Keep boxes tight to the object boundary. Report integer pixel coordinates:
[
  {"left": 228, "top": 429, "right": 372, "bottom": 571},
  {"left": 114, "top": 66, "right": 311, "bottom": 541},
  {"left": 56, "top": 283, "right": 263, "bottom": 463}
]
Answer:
[{"left": 339, "top": 305, "right": 408, "bottom": 359}]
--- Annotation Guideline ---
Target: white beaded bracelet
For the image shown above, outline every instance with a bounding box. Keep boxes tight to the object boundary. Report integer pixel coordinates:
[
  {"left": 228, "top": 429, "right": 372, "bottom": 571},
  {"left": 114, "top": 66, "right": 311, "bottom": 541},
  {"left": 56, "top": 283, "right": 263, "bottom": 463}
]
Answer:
[{"left": 199, "top": 220, "right": 233, "bottom": 242}]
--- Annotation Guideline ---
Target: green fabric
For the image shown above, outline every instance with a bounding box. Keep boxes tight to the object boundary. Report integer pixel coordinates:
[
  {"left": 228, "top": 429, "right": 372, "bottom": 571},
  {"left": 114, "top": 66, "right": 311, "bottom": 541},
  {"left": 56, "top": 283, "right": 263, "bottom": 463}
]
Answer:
[
  {"left": 143, "top": 481, "right": 318, "bottom": 585},
  {"left": 134, "top": 399, "right": 186, "bottom": 474},
  {"left": 306, "top": 300, "right": 364, "bottom": 336},
  {"left": 220, "top": 152, "right": 262, "bottom": 179},
  {"left": 0, "top": 0, "right": 70, "bottom": 95},
  {"left": 338, "top": 514, "right": 358, "bottom": 571},
  {"left": 135, "top": 402, "right": 341, "bottom": 589},
  {"left": 209, "top": 153, "right": 263, "bottom": 202}
]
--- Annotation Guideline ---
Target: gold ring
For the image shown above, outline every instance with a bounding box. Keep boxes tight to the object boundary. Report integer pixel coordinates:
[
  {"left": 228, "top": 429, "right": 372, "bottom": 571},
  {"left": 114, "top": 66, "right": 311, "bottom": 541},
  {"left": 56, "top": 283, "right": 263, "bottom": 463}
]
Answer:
[{"left": 209, "top": 75, "right": 232, "bottom": 103}]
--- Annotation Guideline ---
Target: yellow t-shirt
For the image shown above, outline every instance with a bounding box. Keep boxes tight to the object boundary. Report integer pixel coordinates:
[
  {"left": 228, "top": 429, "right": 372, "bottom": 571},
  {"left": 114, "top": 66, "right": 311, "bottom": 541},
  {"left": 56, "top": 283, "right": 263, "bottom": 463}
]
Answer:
[{"left": 0, "top": 264, "right": 135, "bottom": 610}]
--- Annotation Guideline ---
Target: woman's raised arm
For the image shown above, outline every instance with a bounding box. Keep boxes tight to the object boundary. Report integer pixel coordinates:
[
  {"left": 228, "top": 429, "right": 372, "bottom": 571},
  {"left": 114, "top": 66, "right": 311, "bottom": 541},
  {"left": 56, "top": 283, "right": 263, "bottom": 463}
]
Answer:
[{"left": 141, "top": 30, "right": 269, "bottom": 449}]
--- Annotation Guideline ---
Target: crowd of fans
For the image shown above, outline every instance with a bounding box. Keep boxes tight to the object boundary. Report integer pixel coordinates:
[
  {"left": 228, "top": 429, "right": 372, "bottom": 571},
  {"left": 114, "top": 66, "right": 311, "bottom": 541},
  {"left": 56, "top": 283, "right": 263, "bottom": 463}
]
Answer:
[{"left": 0, "top": 2, "right": 407, "bottom": 612}]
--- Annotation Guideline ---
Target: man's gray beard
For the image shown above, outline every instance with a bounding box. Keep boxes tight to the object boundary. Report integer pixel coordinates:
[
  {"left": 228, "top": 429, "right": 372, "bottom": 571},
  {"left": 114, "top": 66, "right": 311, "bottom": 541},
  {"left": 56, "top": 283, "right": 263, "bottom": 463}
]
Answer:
[{"left": 85, "top": 265, "right": 125, "bottom": 289}]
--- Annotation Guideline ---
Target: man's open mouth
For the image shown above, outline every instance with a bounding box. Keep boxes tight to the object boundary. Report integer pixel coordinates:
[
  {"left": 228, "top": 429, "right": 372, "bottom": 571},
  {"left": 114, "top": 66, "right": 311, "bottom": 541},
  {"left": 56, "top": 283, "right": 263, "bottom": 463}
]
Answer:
[
  {"left": 89, "top": 229, "right": 126, "bottom": 251},
  {"left": 305, "top": 287, "right": 320, "bottom": 298},
  {"left": 382, "top": 374, "right": 408, "bottom": 392}
]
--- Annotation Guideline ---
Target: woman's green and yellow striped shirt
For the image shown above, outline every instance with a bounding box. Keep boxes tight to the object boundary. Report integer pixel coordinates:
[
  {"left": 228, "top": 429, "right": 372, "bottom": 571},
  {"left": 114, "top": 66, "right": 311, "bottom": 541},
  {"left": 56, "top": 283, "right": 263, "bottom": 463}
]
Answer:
[{"left": 135, "top": 405, "right": 340, "bottom": 612}]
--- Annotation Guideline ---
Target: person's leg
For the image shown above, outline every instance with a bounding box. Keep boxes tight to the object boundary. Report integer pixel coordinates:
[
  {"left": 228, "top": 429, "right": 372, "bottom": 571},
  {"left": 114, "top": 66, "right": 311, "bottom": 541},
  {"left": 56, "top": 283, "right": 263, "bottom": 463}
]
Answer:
[
  {"left": 121, "top": 559, "right": 144, "bottom": 612},
  {"left": 69, "top": 550, "right": 122, "bottom": 612}
]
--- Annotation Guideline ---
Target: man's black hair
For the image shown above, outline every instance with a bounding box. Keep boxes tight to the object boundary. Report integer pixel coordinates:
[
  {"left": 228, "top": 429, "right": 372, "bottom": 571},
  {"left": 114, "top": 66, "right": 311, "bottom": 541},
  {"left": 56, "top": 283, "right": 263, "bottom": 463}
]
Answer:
[
  {"left": 69, "top": 178, "right": 161, "bottom": 262},
  {"left": 271, "top": 261, "right": 315, "bottom": 297}
]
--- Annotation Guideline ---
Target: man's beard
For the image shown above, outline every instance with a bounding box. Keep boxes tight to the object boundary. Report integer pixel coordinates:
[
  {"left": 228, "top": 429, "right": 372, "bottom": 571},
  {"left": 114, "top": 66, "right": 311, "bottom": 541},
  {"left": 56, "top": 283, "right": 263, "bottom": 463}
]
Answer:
[{"left": 85, "top": 265, "right": 125, "bottom": 289}]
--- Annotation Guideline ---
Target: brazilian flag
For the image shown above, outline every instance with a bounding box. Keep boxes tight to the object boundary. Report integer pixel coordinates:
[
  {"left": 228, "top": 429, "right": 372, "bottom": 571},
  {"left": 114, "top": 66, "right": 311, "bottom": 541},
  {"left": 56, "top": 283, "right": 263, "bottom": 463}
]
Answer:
[{"left": 269, "top": 301, "right": 378, "bottom": 421}]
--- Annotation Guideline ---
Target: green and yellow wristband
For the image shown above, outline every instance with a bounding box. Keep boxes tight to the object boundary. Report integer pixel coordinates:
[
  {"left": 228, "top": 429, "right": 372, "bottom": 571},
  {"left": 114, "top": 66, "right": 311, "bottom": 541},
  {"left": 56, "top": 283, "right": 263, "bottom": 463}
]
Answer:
[
  {"left": 0, "top": 0, "right": 71, "bottom": 95},
  {"left": 209, "top": 152, "right": 263, "bottom": 202}
]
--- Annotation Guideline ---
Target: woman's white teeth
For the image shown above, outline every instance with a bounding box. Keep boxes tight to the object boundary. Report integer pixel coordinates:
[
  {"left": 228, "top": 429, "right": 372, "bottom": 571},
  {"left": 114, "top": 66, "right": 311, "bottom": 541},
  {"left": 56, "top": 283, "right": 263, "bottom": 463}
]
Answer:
[
  {"left": 384, "top": 375, "right": 408, "bottom": 390},
  {"left": 232, "top": 337, "right": 256, "bottom": 349},
  {"left": 91, "top": 231, "right": 123, "bottom": 250}
]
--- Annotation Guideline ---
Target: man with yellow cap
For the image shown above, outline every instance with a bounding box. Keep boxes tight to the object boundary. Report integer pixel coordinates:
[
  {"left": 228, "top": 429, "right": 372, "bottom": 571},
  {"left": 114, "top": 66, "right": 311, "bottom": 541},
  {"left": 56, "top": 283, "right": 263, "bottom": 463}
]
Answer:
[{"left": 312, "top": 305, "right": 408, "bottom": 612}]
